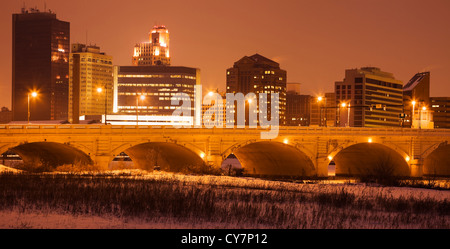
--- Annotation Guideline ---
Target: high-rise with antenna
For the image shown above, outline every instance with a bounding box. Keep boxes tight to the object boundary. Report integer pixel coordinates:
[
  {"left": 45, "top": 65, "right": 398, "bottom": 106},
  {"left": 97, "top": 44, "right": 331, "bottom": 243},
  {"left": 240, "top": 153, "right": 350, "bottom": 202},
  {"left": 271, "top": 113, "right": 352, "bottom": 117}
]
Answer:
[{"left": 12, "top": 7, "right": 70, "bottom": 121}]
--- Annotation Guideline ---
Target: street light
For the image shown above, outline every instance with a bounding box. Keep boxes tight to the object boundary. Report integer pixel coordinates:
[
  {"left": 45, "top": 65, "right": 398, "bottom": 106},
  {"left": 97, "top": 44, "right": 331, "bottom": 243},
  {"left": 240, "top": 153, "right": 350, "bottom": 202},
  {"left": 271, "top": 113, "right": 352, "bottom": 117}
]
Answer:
[
  {"left": 340, "top": 102, "right": 350, "bottom": 127},
  {"left": 419, "top": 105, "right": 427, "bottom": 129},
  {"left": 411, "top": 100, "right": 416, "bottom": 128},
  {"left": 136, "top": 94, "right": 146, "bottom": 125},
  {"left": 97, "top": 86, "right": 108, "bottom": 124},
  {"left": 317, "top": 96, "right": 323, "bottom": 127},
  {"left": 27, "top": 91, "right": 38, "bottom": 124}
]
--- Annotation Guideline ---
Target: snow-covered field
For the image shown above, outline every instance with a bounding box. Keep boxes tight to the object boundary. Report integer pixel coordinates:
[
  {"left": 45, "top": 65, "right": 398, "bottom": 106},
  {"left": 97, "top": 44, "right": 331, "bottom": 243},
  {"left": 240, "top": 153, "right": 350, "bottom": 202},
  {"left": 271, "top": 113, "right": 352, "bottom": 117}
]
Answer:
[{"left": 1, "top": 165, "right": 449, "bottom": 229}]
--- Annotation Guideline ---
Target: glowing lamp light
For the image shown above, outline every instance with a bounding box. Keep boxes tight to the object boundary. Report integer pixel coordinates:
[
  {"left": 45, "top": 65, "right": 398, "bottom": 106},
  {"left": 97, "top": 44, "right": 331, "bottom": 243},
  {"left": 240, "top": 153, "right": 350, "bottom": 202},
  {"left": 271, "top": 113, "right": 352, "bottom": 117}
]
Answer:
[
  {"left": 140, "top": 95, "right": 146, "bottom": 100},
  {"left": 200, "top": 152, "right": 205, "bottom": 159},
  {"left": 405, "top": 156, "right": 410, "bottom": 162},
  {"left": 341, "top": 103, "right": 347, "bottom": 108},
  {"left": 368, "top": 138, "right": 373, "bottom": 143},
  {"left": 328, "top": 155, "right": 333, "bottom": 161},
  {"left": 97, "top": 87, "right": 103, "bottom": 93},
  {"left": 283, "top": 138, "right": 289, "bottom": 144},
  {"left": 208, "top": 91, "right": 214, "bottom": 97},
  {"left": 247, "top": 99, "right": 253, "bottom": 104},
  {"left": 31, "top": 92, "right": 38, "bottom": 98},
  {"left": 422, "top": 106, "right": 427, "bottom": 111},
  {"left": 317, "top": 96, "right": 323, "bottom": 102}
]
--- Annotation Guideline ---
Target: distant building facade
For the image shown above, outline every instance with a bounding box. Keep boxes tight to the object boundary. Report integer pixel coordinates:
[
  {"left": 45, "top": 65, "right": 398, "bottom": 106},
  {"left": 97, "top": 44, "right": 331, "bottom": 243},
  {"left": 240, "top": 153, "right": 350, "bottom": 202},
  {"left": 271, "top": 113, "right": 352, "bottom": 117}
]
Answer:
[
  {"left": 430, "top": 97, "right": 450, "bottom": 129},
  {"left": 115, "top": 66, "right": 200, "bottom": 118},
  {"left": 132, "top": 26, "right": 170, "bottom": 66},
  {"left": 12, "top": 8, "right": 70, "bottom": 121},
  {"left": 226, "top": 54, "right": 287, "bottom": 125},
  {"left": 335, "top": 67, "right": 403, "bottom": 127},
  {"left": 68, "top": 43, "right": 114, "bottom": 124},
  {"left": 310, "top": 92, "right": 336, "bottom": 127},
  {"left": 0, "top": 107, "right": 13, "bottom": 124},
  {"left": 403, "top": 72, "right": 431, "bottom": 128},
  {"left": 285, "top": 83, "right": 310, "bottom": 126}
]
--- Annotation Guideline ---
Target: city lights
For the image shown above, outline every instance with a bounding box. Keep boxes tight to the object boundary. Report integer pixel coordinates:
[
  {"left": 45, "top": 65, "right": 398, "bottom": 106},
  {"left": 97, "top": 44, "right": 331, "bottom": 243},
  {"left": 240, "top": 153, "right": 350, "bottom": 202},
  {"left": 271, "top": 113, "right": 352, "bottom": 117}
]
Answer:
[{"left": 27, "top": 91, "right": 38, "bottom": 124}]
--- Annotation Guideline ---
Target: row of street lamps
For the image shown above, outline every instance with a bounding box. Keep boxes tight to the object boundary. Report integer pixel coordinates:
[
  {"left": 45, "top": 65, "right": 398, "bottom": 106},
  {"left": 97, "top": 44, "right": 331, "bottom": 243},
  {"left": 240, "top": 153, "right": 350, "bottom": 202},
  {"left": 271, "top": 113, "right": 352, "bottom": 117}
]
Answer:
[
  {"left": 97, "top": 87, "right": 146, "bottom": 125},
  {"left": 25, "top": 90, "right": 428, "bottom": 128},
  {"left": 316, "top": 96, "right": 428, "bottom": 128},
  {"left": 27, "top": 89, "right": 146, "bottom": 125}
]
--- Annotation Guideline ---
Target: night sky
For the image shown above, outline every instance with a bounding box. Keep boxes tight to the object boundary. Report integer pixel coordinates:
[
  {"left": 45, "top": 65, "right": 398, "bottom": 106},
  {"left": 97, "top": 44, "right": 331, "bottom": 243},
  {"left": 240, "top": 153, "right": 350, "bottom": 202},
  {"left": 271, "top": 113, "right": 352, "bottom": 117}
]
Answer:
[{"left": 1, "top": 0, "right": 450, "bottom": 109}]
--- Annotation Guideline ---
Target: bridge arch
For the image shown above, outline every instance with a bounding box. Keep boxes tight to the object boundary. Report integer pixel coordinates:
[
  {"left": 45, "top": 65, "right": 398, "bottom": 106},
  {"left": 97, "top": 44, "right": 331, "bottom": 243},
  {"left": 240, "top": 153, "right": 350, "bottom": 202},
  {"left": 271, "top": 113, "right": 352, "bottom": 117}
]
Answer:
[
  {"left": 223, "top": 141, "right": 315, "bottom": 177},
  {"left": 111, "top": 141, "right": 205, "bottom": 172},
  {"left": 1, "top": 141, "right": 92, "bottom": 172},
  {"left": 423, "top": 142, "right": 450, "bottom": 176},
  {"left": 331, "top": 142, "right": 410, "bottom": 177}
]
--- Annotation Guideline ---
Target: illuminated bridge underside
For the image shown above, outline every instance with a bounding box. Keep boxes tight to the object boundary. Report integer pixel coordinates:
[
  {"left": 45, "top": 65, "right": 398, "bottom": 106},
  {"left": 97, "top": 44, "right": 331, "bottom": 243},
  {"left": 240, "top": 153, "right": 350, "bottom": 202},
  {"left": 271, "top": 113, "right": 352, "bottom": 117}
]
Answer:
[
  {"left": 233, "top": 142, "right": 314, "bottom": 176},
  {"left": 124, "top": 142, "right": 204, "bottom": 171},
  {"left": 423, "top": 144, "right": 450, "bottom": 176},
  {"left": 11, "top": 142, "right": 92, "bottom": 169},
  {"left": 334, "top": 143, "right": 410, "bottom": 176},
  {"left": 0, "top": 125, "right": 449, "bottom": 177}
]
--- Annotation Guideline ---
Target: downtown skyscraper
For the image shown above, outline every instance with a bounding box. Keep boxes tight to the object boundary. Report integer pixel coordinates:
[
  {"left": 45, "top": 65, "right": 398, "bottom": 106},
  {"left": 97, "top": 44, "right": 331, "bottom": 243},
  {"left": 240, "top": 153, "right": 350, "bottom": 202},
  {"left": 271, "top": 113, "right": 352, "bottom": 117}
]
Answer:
[
  {"left": 12, "top": 8, "right": 70, "bottom": 121},
  {"left": 132, "top": 25, "right": 170, "bottom": 66},
  {"left": 68, "top": 43, "right": 114, "bottom": 124},
  {"left": 226, "top": 54, "right": 287, "bottom": 125}
]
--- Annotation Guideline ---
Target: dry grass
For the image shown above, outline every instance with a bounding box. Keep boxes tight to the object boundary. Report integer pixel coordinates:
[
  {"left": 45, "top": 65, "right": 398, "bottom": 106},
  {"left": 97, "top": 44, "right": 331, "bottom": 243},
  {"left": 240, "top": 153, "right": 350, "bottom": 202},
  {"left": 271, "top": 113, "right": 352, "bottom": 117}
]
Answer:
[{"left": 0, "top": 171, "right": 449, "bottom": 229}]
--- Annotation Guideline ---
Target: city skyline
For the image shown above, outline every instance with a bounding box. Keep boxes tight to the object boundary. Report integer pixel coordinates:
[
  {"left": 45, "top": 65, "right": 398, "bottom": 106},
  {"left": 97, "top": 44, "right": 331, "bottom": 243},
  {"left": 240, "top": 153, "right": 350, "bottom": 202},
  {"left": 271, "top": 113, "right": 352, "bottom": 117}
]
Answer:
[{"left": 1, "top": 0, "right": 450, "bottom": 110}]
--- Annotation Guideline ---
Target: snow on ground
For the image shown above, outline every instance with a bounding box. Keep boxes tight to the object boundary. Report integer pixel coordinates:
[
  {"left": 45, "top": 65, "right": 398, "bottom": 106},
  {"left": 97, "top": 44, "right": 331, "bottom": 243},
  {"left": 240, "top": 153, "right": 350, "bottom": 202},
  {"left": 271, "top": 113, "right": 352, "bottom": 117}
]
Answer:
[
  {"left": 0, "top": 164, "right": 22, "bottom": 173},
  {"left": 0, "top": 169, "right": 449, "bottom": 229}
]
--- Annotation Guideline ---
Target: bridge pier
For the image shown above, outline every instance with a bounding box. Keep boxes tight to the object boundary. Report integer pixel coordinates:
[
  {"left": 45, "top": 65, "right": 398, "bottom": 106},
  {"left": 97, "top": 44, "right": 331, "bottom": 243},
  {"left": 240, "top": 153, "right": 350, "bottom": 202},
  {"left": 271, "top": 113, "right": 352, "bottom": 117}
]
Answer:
[
  {"left": 206, "top": 155, "right": 223, "bottom": 170},
  {"left": 94, "top": 155, "right": 113, "bottom": 170},
  {"left": 316, "top": 157, "right": 330, "bottom": 177},
  {"left": 410, "top": 159, "right": 423, "bottom": 177}
]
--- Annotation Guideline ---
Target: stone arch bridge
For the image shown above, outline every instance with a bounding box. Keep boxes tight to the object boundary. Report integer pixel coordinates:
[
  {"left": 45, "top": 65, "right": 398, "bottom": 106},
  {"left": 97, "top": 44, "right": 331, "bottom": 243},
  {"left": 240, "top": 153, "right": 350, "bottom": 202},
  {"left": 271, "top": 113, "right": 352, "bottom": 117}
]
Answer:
[{"left": 1, "top": 124, "right": 449, "bottom": 177}]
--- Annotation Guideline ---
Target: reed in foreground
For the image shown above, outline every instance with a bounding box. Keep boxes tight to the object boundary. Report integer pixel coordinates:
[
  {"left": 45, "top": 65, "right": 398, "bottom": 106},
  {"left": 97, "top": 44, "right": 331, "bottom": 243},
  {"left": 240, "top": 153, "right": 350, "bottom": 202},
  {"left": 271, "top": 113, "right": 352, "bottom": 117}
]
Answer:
[{"left": 0, "top": 173, "right": 448, "bottom": 229}]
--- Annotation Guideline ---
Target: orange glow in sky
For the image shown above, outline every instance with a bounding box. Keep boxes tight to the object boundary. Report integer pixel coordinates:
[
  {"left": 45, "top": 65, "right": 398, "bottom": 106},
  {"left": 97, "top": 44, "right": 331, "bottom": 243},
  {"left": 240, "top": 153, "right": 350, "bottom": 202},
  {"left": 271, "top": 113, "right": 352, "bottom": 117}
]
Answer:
[{"left": 1, "top": 0, "right": 450, "bottom": 109}]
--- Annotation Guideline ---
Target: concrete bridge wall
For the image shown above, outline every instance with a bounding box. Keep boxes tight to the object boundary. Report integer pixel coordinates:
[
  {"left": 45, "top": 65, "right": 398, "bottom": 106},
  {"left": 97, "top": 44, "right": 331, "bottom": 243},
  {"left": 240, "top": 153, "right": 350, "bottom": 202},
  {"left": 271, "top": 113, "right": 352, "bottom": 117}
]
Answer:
[{"left": 0, "top": 124, "right": 449, "bottom": 177}]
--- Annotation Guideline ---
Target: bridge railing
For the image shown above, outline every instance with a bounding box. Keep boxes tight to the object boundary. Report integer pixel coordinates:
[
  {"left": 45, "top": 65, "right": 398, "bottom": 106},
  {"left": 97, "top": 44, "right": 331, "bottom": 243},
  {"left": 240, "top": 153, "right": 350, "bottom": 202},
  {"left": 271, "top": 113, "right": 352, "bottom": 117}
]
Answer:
[{"left": 0, "top": 124, "right": 449, "bottom": 137}]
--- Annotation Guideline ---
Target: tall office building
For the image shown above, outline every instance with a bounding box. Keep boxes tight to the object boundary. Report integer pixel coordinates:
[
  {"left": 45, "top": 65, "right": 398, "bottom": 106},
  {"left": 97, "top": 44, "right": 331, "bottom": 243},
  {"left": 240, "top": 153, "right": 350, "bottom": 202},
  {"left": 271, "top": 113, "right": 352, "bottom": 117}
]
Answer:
[
  {"left": 115, "top": 66, "right": 200, "bottom": 118},
  {"left": 226, "top": 54, "right": 286, "bottom": 125},
  {"left": 334, "top": 67, "right": 403, "bottom": 127},
  {"left": 132, "top": 26, "right": 170, "bottom": 66},
  {"left": 68, "top": 43, "right": 114, "bottom": 124},
  {"left": 12, "top": 8, "right": 70, "bottom": 121},
  {"left": 403, "top": 72, "right": 431, "bottom": 128}
]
